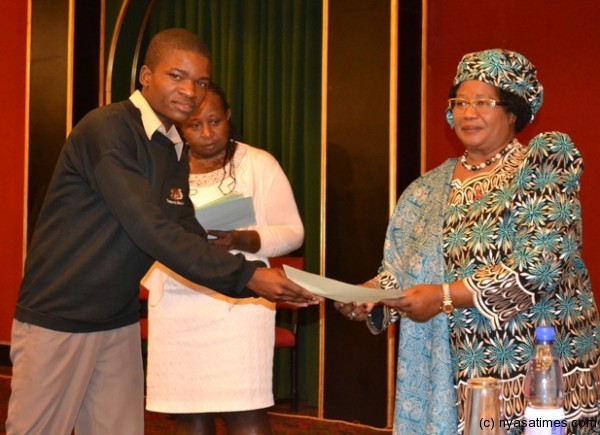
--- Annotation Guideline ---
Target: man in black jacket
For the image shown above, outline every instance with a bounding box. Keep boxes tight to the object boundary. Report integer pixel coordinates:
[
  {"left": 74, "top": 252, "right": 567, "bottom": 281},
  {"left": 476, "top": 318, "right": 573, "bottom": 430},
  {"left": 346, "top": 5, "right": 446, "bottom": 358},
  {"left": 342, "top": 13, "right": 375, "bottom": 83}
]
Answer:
[{"left": 7, "top": 28, "right": 319, "bottom": 435}]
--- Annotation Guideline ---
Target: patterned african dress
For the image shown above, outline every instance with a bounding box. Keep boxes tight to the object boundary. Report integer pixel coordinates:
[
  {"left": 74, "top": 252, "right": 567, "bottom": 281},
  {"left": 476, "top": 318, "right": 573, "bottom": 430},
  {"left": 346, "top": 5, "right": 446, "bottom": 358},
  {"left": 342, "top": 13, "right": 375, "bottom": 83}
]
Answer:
[
  {"left": 446, "top": 131, "right": 600, "bottom": 433},
  {"left": 369, "top": 131, "right": 599, "bottom": 435}
]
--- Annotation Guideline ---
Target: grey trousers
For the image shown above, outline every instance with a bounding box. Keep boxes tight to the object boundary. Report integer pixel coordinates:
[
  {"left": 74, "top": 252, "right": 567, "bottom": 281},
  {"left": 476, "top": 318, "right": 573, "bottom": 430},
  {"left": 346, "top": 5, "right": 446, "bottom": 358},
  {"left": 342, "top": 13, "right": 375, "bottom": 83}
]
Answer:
[{"left": 6, "top": 320, "right": 144, "bottom": 435}]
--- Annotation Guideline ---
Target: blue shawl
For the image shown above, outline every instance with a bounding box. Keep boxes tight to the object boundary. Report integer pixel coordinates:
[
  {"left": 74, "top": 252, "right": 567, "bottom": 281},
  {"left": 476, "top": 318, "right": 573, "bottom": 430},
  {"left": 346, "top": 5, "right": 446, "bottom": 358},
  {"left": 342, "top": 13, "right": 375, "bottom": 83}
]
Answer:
[{"left": 382, "top": 159, "right": 457, "bottom": 434}]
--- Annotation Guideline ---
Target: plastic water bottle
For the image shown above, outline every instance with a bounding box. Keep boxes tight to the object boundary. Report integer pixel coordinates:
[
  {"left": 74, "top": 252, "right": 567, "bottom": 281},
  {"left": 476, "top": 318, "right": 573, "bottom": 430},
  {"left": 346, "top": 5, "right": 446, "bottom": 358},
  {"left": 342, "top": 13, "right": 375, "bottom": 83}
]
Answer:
[{"left": 523, "top": 326, "right": 566, "bottom": 435}]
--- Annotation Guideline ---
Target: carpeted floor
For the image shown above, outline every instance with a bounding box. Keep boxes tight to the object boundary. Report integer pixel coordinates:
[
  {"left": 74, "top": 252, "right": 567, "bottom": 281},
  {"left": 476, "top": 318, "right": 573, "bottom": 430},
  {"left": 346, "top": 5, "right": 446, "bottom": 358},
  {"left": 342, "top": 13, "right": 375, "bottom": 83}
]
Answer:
[{"left": 0, "top": 367, "right": 392, "bottom": 434}]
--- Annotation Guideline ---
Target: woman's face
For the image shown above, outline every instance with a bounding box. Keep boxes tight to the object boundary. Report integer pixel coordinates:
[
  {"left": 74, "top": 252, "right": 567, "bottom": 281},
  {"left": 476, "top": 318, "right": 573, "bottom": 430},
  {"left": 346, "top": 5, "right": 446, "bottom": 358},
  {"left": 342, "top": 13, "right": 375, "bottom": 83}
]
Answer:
[
  {"left": 181, "top": 91, "right": 231, "bottom": 160},
  {"left": 452, "top": 80, "right": 516, "bottom": 159}
]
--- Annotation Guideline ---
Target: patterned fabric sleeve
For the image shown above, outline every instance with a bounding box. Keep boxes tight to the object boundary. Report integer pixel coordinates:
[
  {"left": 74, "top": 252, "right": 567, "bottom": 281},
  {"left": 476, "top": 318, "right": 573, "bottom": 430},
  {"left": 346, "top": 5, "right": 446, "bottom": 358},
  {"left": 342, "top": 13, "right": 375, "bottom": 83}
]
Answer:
[
  {"left": 366, "top": 270, "right": 400, "bottom": 334},
  {"left": 465, "top": 131, "right": 584, "bottom": 328}
]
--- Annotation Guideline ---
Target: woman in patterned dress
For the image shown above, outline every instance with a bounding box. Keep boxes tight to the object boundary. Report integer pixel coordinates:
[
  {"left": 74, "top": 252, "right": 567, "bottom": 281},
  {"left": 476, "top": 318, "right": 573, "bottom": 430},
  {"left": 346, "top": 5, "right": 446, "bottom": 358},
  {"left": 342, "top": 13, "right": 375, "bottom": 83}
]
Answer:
[
  {"left": 143, "top": 82, "right": 304, "bottom": 434},
  {"left": 336, "top": 49, "right": 600, "bottom": 434}
]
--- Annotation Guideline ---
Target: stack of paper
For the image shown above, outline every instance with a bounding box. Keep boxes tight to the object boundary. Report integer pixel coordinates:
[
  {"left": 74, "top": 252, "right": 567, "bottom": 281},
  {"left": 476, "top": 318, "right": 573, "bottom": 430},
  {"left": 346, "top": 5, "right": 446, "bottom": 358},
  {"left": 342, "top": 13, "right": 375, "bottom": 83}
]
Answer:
[{"left": 194, "top": 193, "right": 256, "bottom": 231}]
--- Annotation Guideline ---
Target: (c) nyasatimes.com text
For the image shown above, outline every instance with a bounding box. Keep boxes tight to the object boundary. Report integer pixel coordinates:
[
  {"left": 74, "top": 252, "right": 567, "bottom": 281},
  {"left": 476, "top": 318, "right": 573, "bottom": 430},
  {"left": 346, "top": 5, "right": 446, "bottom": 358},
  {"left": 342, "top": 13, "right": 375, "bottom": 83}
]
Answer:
[{"left": 477, "top": 417, "right": 598, "bottom": 431}]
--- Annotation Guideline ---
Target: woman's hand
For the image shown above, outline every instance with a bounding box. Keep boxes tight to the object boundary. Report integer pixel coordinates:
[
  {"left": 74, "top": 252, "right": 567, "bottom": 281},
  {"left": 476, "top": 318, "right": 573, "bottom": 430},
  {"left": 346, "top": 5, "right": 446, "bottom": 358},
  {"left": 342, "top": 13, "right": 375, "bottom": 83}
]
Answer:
[
  {"left": 380, "top": 284, "right": 443, "bottom": 322},
  {"left": 208, "top": 229, "right": 260, "bottom": 253},
  {"left": 333, "top": 280, "right": 378, "bottom": 321},
  {"left": 334, "top": 301, "right": 375, "bottom": 321}
]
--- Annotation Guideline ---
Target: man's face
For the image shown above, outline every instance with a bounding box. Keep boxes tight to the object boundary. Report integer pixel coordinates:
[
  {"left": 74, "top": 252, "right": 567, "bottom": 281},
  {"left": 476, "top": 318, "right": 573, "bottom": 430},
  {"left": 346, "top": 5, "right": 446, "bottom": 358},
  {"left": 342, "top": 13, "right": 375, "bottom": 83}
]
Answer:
[{"left": 139, "top": 49, "right": 211, "bottom": 130}]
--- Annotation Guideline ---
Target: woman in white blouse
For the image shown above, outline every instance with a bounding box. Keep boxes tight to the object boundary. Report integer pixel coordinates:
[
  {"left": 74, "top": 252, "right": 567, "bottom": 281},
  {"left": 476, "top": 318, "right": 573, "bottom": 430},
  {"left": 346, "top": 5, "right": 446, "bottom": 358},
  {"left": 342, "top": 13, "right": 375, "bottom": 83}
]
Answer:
[{"left": 143, "top": 82, "right": 304, "bottom": 434}]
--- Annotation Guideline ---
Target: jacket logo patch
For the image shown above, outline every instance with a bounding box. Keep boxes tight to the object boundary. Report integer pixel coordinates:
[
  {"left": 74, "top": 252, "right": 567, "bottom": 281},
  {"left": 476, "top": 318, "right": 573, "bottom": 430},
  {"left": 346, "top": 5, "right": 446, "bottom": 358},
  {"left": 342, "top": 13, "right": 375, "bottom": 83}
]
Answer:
[{"left": 166, "top": 188, "right": 185, "bottom": 205}]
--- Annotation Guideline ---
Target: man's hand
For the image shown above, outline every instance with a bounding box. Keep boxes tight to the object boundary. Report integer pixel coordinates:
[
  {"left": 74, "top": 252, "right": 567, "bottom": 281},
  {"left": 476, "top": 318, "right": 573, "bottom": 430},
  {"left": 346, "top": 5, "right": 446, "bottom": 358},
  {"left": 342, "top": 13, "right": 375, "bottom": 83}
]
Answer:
[{"left": 247, "top": 267, "right": 323, "bottom": 305}]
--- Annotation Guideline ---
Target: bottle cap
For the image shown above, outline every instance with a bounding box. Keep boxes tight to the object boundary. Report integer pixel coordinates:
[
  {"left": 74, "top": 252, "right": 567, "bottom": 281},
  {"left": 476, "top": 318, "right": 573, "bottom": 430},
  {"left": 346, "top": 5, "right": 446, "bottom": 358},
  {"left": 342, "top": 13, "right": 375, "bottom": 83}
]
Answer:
[{"left": 535, "top": 326, "right": 555, "bottom": 342}]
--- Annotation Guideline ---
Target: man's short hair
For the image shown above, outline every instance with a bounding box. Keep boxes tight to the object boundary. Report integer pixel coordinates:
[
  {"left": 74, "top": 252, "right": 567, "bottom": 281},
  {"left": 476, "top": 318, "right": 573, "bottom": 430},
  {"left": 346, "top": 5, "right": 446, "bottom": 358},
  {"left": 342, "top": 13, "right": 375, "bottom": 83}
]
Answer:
[{"left": 144, "top": 28, "right": 211, "bottom": 69}]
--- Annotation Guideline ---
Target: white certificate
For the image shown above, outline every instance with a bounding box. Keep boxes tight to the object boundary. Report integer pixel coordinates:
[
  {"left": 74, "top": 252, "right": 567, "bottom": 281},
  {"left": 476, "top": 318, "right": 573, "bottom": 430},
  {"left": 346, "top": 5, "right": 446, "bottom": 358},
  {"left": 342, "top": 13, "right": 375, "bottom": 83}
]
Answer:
[{"left": 283, "top": 265, "right": 404, "bottom": 304}]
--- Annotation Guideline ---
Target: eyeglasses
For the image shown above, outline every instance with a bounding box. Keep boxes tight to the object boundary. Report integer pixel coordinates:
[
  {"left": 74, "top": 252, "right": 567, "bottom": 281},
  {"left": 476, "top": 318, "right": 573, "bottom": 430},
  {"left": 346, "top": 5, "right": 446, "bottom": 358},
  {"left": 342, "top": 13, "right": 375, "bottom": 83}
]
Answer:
[{"left": 448, "top": 98, "right": 507, "bottom": 113}]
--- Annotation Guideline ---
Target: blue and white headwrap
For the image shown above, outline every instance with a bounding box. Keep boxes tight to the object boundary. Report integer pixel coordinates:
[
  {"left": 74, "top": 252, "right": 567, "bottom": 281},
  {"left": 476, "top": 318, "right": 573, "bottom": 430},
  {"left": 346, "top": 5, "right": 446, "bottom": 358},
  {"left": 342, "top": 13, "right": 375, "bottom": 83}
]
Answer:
[{"left": 446, "top": 48, "right": 544, "bottom": 126}]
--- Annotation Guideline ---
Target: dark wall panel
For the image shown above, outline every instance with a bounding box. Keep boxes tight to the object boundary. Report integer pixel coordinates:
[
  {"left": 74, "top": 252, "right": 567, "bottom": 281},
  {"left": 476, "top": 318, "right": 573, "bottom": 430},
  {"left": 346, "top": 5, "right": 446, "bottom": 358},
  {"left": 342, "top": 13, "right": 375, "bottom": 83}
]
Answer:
[
  {"left": 396, "top": 0, "right": 421, "bottom": 193},
  {"left": 323, "top": 0, "right": 391, "bottom": 427},
  {"left": 28, "top": 0, "right": 71, "bottom": 238},
  {"left": 28, "top": 0, "right": 104, "bottom": 239},
  {"left": 73, "top": 0, "right": 102, "bottom": 125}
]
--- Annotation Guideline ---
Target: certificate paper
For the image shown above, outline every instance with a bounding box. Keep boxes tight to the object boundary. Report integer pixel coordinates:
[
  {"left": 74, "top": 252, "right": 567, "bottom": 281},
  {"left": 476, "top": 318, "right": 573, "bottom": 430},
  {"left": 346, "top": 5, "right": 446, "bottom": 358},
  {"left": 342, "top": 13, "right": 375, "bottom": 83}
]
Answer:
[
  {"left": 283, "top": 265, "right": 404, "bottom": 303},
  {"left": 194, "top": 194, "right": 256, "bottom": 231}
]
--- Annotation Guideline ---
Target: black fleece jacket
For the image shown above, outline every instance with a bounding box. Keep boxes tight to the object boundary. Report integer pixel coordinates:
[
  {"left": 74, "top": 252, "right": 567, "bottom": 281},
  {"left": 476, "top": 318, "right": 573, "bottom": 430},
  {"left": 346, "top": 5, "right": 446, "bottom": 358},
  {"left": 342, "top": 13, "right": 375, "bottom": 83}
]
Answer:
[{"left": 16, "top": 100, "right": 259, "bottom": 332}]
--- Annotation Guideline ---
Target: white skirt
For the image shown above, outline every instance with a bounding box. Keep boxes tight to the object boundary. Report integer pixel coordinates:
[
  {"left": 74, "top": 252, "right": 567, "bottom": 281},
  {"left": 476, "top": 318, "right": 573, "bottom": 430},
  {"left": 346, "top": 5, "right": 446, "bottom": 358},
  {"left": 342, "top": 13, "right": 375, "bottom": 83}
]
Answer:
[{"left": 144, "top": 266, "right": 275, "bottom": 413}]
